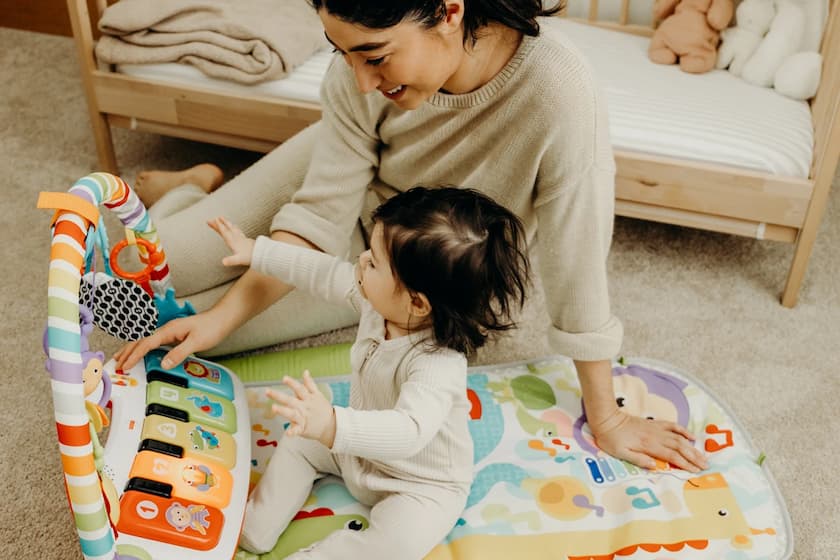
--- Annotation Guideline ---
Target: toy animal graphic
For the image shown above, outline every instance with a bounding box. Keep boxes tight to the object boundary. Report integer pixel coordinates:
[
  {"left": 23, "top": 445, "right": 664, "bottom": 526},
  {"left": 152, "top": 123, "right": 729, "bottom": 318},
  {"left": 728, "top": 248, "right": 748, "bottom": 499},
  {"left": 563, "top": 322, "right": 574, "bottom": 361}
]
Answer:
[
  {"left": 573, "top": 364, "right": 691, "bottom": 456},
  {"left": 43, "top": 305, "right": 119, "bottom": 528},
  {"left": 427, "top": 473, "right": 772, "bottom": 559},
  {"left": 266, "top": 512, "right": 368, "bottom": 559}
]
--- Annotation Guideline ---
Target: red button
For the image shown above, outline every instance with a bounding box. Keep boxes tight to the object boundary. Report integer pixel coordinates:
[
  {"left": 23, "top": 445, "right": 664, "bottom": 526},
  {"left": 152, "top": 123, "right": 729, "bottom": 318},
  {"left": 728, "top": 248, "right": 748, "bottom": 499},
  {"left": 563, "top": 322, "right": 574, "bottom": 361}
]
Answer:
[{"left": 118, "top": 491, "right": 224, "bottom": 550}]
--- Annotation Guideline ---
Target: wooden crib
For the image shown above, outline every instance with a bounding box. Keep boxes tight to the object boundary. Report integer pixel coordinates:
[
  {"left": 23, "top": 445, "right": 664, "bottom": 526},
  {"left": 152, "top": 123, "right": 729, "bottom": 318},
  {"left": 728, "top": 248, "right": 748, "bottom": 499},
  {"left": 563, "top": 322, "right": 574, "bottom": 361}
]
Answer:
[{"left": 67, "top": 0, "right": 840, "bottom": 307}]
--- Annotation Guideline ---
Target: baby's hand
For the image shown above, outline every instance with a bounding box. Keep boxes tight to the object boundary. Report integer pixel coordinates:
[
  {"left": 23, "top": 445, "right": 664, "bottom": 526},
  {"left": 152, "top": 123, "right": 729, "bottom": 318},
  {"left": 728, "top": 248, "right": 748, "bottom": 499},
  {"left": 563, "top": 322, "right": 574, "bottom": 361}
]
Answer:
[
  {"left": 266, "top": 370, "right": 336, "bottom": 448},
  {"left": 207, "top": 216, "right": 255, "bottom": 267}
]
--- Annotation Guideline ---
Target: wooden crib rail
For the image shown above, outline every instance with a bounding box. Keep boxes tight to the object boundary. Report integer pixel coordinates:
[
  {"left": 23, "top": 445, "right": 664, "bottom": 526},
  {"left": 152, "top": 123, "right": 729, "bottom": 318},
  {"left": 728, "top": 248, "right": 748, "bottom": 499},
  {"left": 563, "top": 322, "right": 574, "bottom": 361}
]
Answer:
[
  {"left": 559, "top": 0, "right": 655, "bottom": 37},
  {"left": 811, "top": 0, "right": 840, "bottom": 178}
]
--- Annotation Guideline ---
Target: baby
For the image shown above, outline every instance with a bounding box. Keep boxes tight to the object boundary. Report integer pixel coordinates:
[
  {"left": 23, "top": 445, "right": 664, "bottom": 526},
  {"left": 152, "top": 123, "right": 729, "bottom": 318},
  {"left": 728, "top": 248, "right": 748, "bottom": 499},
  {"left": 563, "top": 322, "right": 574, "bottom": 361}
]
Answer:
[{"left": 210, "top": 186, "right": 531, "bottom": 559}]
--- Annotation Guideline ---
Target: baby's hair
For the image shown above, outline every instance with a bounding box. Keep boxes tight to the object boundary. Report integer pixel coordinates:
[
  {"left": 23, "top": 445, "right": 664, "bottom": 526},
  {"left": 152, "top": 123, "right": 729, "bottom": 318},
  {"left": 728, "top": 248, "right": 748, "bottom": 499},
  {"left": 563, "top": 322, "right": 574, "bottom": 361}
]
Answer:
[{"left": 372, "top": 186, "right": 530, "bottom": 355}]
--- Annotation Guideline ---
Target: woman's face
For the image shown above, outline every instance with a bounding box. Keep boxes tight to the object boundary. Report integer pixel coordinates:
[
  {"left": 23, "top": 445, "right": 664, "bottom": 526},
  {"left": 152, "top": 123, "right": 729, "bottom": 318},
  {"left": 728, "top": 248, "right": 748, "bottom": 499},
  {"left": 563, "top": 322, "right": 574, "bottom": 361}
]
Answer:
[{"left": 319, "top": 6, "right": 465, "bottom": 110}]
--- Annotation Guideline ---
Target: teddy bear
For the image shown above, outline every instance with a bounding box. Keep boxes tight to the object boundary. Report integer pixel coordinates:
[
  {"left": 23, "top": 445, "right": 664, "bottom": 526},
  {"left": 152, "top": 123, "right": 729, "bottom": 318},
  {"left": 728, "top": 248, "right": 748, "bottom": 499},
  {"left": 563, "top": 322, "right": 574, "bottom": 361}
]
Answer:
[
  {"left": 739, "top": 0, "right": 827, "bottom": 99},
  {"left": 716, "top": 0, "right": 776, "bottom": 76},
  {"left": 648, "top": 0, "right": 736, "bottom": 73}
]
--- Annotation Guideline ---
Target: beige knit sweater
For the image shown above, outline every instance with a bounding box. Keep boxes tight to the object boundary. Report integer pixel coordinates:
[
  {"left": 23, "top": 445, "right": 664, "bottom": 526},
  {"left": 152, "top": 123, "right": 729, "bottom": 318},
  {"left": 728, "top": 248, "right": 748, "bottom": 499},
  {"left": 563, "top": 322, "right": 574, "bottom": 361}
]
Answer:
[
  {"left": 252, "top": 237, "right": 474, "bottom": 491},
  {"left": 272, "top": 17, "right": 623, "bottom": 361}
]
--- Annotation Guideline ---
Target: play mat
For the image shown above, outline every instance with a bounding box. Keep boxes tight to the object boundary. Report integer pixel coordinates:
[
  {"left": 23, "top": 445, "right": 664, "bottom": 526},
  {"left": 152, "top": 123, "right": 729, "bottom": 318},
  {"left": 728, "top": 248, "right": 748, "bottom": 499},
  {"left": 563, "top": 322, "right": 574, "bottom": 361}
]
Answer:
[
  {"left": 220, "top": 344, "right": 793, "bottom": 560},
  {"left": 37, "top": 172, "right": 791, "bottom": 559}
]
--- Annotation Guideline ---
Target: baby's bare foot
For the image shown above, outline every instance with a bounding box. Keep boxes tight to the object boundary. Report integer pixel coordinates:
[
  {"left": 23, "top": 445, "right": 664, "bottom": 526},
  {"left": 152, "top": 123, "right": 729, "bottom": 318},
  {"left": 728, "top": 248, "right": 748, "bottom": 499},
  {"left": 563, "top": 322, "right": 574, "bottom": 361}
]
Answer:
[{"left": 134, "top": 163, "right": 224, "bottom": 207}]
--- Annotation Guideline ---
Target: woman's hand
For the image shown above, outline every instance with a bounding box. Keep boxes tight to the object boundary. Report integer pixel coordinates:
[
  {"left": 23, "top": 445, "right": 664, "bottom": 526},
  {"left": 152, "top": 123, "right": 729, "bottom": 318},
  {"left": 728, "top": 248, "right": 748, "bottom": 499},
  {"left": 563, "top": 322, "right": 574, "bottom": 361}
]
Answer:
[
  {"left": 207, "top": 216, "right": 256, "bottom": 267},
  {"left": 113, "top": 310, "right": 229, "bottom": 371},
  {"left": 590, "top": 408, "right": 708, "bottom": 472},
  {"left": 267, "top": 370, "right": 336, "bottom": 448},
  {"left": 114, "top": 220, "right": 287, "bottom": 372},
  {"left": 575, "top": 359, "right": 707, "bottom": 472}
]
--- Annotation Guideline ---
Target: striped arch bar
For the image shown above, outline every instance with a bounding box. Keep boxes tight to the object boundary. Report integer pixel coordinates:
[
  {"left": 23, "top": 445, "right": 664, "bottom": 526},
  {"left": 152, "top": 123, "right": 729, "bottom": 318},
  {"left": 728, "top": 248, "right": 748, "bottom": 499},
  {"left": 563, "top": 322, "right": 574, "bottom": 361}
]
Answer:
[{"left": 40, "top": 172, "right": 172, "bottom": 559}]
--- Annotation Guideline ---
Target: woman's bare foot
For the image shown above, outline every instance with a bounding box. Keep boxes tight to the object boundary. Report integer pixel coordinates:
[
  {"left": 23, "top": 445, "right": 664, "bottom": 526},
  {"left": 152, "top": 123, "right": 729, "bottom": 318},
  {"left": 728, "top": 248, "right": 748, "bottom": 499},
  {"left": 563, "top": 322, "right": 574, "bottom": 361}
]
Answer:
[{"left": 134, "top": 163, "right": 224, "bottom": 207}]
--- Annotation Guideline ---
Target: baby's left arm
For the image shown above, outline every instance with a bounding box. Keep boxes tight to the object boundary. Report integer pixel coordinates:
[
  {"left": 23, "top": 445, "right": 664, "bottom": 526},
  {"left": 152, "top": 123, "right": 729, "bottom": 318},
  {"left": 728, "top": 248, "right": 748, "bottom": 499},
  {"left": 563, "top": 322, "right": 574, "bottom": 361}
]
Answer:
[
  {"left": 264, "top": 353, "right": 467, "bottom": 458},
  {"left": 267, "top": 371, "right": 336, "bottom": 448},
  {"left": 331, "top": 353, "right": 467, "bottom": 460}
]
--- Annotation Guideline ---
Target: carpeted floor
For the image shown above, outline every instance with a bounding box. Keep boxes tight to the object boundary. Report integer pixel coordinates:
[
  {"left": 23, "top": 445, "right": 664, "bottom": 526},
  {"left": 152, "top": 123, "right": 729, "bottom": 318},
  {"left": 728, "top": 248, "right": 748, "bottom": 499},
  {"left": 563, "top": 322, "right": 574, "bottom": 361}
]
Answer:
[{"left": 1, "top": 27, "right": 837, "bottom": 559}]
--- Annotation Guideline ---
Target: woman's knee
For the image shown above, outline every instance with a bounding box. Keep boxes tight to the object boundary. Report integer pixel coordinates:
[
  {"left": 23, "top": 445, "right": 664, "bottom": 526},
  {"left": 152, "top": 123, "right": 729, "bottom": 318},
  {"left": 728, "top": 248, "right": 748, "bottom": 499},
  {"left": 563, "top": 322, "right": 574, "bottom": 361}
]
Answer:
[{"left": 152, "top": 123, "right": 323, "bottom": 295}]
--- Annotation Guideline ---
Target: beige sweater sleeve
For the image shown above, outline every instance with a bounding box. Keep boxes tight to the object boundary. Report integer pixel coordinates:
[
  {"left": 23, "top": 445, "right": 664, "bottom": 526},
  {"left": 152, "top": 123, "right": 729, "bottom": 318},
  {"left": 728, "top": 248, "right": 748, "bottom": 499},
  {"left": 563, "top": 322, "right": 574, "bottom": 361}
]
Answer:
[
  {"left": 527, "top": 26, "right": 623, "bottom": 360},
  {"left": 535, "top": 164, "right": 623, "bottom": 359},
  {"left": 536, "top": 71, "right": 621, "bottom": 358},
  {"left": 270, "top": 57, "right": 379, "bottom": 257}
]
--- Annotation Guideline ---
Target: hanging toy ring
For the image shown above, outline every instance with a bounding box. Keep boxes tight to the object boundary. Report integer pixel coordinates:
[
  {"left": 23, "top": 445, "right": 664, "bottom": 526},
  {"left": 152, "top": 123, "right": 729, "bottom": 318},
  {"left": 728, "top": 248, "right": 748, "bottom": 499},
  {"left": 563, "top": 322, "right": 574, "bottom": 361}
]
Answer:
[{"left": 109, "top": 237, "right": 163, "bottom": 288}]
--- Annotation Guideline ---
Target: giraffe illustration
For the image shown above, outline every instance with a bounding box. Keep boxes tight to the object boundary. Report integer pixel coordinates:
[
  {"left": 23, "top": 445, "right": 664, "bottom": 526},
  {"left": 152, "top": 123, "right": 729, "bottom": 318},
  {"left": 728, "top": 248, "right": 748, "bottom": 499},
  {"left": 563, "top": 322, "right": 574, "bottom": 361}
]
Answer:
[{"left": 428, "top": 472, "right": 772, "bottom": 560}]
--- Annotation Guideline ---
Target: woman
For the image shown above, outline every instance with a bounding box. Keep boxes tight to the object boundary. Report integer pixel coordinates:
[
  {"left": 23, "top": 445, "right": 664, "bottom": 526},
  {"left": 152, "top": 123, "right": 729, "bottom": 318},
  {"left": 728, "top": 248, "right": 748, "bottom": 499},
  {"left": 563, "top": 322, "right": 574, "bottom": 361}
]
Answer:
[{"left": 117, "top": 0, "right": 707, "bottom": 474}]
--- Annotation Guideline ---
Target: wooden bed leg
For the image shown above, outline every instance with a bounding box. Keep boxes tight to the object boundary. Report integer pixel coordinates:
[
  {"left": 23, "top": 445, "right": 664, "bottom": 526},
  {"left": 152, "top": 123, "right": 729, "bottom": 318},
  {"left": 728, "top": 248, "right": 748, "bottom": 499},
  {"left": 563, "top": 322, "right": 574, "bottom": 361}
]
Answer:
[
  {"left": 782, "top": 231, "right": 816, "bottom": 308},
  {"left": 781, "top": 165, "right": 838, "bottom": 308},
  {"left": 66, "top": 0, "right": 119, "bottom": 174},
  {"left": 90, "top": 113, "right": 118, "bottom": 174}
]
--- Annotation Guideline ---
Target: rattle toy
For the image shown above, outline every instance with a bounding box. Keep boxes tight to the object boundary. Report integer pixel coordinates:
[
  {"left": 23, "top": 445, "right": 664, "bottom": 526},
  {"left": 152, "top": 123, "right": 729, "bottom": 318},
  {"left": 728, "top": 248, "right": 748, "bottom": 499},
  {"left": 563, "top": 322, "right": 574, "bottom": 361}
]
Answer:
[{"left": 38, "top": 173, "right": 250, "bottom": 560}]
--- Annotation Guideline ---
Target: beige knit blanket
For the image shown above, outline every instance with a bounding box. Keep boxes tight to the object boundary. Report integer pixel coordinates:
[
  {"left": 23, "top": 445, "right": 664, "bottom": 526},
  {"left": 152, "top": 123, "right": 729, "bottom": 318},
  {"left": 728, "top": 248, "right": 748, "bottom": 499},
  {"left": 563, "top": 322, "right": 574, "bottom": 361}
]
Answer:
[{"left": 95, "top": 0, "right": 328, "bottom": 84}]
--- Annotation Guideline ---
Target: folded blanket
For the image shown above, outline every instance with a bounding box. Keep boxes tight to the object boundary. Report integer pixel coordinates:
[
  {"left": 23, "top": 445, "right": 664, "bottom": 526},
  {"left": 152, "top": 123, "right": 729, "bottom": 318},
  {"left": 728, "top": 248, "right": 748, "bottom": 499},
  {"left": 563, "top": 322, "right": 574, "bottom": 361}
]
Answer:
[{"left": 95, "top": 0, "right": 328, "bottom": 84}]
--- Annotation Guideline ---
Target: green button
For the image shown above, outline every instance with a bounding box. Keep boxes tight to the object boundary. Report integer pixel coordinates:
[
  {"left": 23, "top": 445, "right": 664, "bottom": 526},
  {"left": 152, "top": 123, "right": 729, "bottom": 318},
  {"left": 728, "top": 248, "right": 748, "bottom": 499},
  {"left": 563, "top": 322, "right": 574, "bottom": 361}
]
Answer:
[
  {"left": 146, "top": 381, "right": 237, "bottom": 434},
  {"left": 141, "top": 414, "right": 237, "bottom": 469}
]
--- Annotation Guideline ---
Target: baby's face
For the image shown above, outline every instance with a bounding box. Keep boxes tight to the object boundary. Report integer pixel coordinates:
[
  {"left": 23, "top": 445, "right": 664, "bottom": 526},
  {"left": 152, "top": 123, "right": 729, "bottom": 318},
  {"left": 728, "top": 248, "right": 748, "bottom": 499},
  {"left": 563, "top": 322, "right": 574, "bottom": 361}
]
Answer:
[{"left": 357, "top": 224, "right": 414, "bottom": 330}]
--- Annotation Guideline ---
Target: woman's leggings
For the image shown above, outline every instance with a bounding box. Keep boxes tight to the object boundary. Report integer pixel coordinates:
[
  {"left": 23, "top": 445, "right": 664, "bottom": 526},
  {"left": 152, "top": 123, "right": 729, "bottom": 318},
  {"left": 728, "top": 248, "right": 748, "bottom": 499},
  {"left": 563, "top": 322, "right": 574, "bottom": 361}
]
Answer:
[{"left": 149, "top": 122, "right": 365, "bottom": 356}]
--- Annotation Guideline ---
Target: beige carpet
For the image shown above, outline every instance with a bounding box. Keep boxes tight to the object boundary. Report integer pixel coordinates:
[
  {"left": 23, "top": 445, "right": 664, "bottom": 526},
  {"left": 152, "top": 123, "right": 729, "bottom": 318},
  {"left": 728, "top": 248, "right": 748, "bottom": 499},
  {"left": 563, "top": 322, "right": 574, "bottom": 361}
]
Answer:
[{"left": 1, "top": 27, "right": 838, "bottom": 559}]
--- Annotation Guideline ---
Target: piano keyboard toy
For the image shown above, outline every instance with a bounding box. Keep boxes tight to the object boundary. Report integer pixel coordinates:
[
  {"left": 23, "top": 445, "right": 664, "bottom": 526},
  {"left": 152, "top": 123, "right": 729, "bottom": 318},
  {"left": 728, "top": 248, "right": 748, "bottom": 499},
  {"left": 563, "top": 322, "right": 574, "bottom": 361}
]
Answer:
[{"left": 103, "top": 350, "right": 250, "bottom": 558}]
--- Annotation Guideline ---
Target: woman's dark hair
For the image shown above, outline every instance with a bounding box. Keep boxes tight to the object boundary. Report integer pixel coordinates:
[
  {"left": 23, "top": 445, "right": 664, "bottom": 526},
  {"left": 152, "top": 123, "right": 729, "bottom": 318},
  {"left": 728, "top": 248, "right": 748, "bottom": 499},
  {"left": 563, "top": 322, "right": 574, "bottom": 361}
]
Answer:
[
  {"left": 309, "top": 0, "right": 564, "bottom": 46},
  {"left": 372, "top": 186, "right": 530, "bottom": 355}
]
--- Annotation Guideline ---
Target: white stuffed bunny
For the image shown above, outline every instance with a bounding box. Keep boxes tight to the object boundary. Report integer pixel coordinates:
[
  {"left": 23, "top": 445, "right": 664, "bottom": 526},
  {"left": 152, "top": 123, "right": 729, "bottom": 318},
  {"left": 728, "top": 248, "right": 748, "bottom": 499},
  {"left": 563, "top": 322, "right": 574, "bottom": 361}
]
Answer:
[
  {"left": 774, "top": 51, "right": 822, "bottom": 99},
  {"left": 716, "top": 0, "right": 776, "bottom": 76},
  {"left": 772, "top": 0, "right": 827, "bottom": 99},
  {"left": 740, "top": 0, "right": 806, "bottom": 87},
  {"left": 738, "top": 0, "right": 827, "bottom": 99}
]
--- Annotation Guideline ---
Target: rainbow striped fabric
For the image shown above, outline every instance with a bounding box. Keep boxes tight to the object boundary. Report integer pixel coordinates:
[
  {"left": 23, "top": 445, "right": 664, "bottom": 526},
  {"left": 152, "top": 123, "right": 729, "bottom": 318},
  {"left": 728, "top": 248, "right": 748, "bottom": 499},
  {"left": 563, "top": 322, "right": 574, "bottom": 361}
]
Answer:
[{"left": 42, "top": 173, "right": 171, "bottom": 559}]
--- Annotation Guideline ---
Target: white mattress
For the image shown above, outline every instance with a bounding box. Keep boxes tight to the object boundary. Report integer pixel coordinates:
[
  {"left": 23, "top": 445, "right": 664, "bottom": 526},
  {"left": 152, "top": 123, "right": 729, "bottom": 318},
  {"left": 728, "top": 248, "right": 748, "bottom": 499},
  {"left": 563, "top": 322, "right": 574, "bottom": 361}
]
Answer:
[
  {"left": 555, "top": 21, "right": 813, "bottom": 178},
  {"left": 118, "top": 21, "right": 814, "bottom": 178},
  {"left": 119, "top": 48, "right": 335, "bottom": 104}
]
